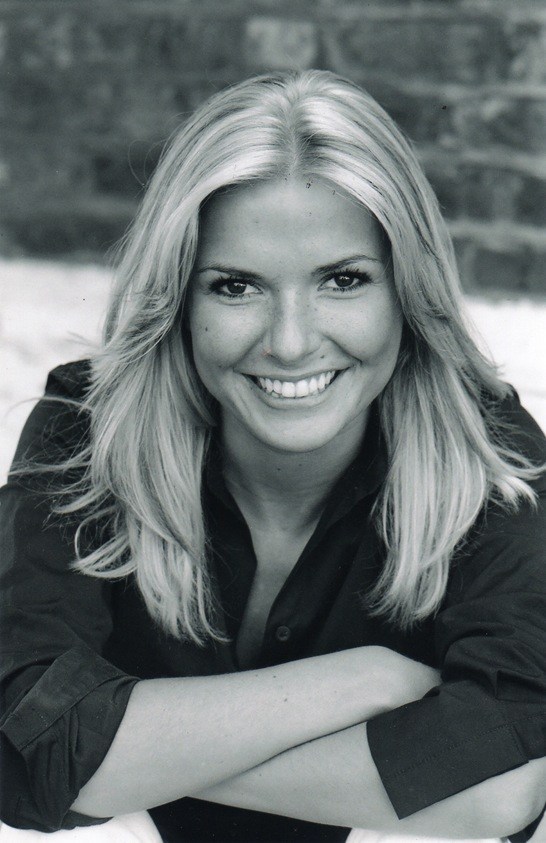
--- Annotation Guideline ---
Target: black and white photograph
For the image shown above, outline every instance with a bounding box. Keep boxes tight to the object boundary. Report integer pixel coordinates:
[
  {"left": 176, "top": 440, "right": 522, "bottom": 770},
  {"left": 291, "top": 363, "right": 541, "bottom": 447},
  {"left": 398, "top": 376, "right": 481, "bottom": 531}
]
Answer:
[{"left": 1, "top": 2, "right": 545, "bottom": 842}]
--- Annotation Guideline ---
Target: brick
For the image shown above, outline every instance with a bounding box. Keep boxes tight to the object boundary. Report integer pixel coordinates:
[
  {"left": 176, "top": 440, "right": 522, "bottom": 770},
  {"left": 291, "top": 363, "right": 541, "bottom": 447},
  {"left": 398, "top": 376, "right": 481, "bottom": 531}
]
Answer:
[
  {"left": 4, "top": 70, "right": 76, "bottom": 132},
  {"left": 74, "top": 13, "right": 244, "bottom": 75},
  {"left": 377, "top": 89, "right": 455, "bottom": 145},
  {"left": 76, "top": 15, "right": 189, "bottom": 71},
  {"left": 172, "top": 79, "right": 230, "bottom": 117},
  {"left": 198, "top": 18, "right": 246, "bottom": 73},
  {"left": 473, "top": 244, "right": 544, "bottom": 294},
  {"left": 504, "top": 21, "right": 546, "bottom": 83},
  {"left": 7, "top": 12, "right": 78, "bottom": 72},
  {"left": 452, "top": 96, "right": 546, "bottom": 154},
  {"left": 8, "top": 10, "right": 238, "bottom": 77},
  {"left": 425, "top": 163, "right": 462, "bottom": 220},
  {"left": 245, "top": 16, "right": 318, "bottom": 70},
  {"left": 465, "top": 168, "right": 524, "bottom": 222},
  {"left": 73, "top": 72, "right": 180, "bottom": 141},
  {"left": 0, "top": 0, "right": 545, "bottom": 278},
  {"left": 91, "top": 141, "right": 162, "bottom": 199},
  {"left": 466, "top": 169, "right": 546, "bottom": 227},
  {"left": 526, "top": 249, "right": 546, "bottom": 295},
  {"left": 79, "top": 77, "right": 125, "bottom": 137},
  {"left": 518, "top": 173, "right": 546, "bottom": 227},
  {"left": 103, "top": 78, "right": 180, "bottom": 141},
  {"left": 323, "top": 17, "right": 504, "bottom": 84},
  {"left": 427, "top": 163, "right": 546, "bottom": 228},
  {"left": 0, "top": 21, "right": 6, "bottom": 64},
  {"left": 1, "top": 201, "right": 134, "bottom": 257},
  {"left": 78, "top": 16, "right": 142, "bottom": 67},
  {"left": 452, "top": 237, "right": 474, "bottom": 292},
  {"left": 0, "top": 134, "right": 94, "bottom": 207}
]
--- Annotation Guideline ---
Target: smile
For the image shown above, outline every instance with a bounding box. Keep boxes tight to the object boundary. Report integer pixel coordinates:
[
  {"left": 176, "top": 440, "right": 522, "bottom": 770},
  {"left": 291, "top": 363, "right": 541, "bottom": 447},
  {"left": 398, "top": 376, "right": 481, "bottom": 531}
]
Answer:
[{"left": 251, "top": 370, "right": 339, "bottom": 399}]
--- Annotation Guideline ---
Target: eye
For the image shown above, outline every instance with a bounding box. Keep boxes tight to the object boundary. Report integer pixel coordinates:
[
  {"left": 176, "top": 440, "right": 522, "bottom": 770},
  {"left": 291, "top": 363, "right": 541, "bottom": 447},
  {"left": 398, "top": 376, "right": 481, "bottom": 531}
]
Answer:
[
  {"left": 322, "top": 271, "right": 373, "bottom": 292},
  {"left": 209, "top": 277, "right": 260, "bottom": 298}
]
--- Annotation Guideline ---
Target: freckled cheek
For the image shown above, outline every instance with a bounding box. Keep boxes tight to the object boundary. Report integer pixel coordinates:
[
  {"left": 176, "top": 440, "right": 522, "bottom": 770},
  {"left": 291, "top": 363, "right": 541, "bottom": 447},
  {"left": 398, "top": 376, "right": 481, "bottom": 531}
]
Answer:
[
  {"left": 336, "top": 310, "right": 402, "bottom": 364},
  {"left": 189, "top": 306, "right": 263, "bottom": 370}
]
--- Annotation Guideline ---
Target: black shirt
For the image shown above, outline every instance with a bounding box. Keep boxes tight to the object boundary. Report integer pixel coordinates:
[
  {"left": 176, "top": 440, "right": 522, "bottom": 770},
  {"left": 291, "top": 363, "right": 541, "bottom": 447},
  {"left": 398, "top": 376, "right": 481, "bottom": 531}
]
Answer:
[{"left": 1, "top": 361, "right": 545, "bottom": 841}]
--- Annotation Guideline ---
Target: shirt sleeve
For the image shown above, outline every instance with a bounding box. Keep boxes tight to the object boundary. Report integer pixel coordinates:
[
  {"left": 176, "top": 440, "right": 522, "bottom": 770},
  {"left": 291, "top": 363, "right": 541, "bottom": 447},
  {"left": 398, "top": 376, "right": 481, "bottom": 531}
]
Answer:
[
  {"left": 367, "top": 420, "right": 546, "bottom": 822},
  {"left": 0, "top": 364, "right": 139, "bottom": 831}
]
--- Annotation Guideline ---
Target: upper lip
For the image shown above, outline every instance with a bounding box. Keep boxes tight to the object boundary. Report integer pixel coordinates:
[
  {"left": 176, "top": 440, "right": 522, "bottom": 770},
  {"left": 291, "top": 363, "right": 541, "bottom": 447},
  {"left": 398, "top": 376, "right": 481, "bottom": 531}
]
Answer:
[{"left": 244, "top": 368, "right": 345, "bottom": 382}]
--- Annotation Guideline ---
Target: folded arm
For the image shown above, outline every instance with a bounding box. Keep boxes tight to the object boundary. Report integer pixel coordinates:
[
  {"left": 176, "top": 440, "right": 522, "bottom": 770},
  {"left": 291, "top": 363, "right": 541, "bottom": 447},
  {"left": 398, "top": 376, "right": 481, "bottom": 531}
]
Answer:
[
  {"left": 0, "top": 391, "right": 439, "bottom": 831},
  {"left": 71, "top": 646, "right": 438, "bottom": 818},
  {"left": 196, "top": 491, "right": 546, "bottom": 839},
  {"left": 196, "top": 724, "right": 546, "bottom": 840}
]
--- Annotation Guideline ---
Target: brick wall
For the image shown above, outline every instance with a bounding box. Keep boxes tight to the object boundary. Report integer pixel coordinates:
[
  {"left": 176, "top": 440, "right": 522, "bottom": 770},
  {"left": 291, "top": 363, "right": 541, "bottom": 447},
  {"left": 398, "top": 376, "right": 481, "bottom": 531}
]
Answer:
[{"left": 1, "top": 0, "right": 545, "bottom": 294}]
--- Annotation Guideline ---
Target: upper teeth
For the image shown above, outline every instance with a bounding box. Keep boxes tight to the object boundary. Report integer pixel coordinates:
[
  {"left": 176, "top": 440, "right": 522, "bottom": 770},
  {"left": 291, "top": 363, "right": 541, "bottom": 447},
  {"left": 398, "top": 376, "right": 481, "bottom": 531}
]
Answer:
[{"left": 256, "top": 370, "right": 337, "bottom": 398}]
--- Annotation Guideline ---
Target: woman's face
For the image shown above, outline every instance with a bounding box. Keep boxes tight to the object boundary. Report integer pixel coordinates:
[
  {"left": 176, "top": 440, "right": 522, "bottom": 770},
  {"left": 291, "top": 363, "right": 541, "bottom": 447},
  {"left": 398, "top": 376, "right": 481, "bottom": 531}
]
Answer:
[{"left": 188, "top": 177, "right": 403, "bottom": 455}]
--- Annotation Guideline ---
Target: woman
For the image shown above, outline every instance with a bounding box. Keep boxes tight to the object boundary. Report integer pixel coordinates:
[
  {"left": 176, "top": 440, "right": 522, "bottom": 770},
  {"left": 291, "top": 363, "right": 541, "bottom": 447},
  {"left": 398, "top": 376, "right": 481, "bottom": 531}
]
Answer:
[{"left": 0, "top": 71, "right": 545, "bottom": 843}]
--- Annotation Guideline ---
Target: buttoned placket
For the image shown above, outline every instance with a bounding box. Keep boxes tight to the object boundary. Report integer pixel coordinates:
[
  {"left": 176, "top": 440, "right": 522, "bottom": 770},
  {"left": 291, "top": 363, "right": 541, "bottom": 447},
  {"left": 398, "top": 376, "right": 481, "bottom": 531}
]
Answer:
[{"left": 205, "top": 407, "right": 387, "bottom": 670}]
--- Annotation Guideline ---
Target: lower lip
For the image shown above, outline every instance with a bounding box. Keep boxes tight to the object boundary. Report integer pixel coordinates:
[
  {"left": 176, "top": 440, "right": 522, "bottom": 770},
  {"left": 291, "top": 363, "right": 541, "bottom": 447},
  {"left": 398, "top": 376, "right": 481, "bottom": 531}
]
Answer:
[{"left": 246, "top": 371, "right": 345, "bottom": 406}]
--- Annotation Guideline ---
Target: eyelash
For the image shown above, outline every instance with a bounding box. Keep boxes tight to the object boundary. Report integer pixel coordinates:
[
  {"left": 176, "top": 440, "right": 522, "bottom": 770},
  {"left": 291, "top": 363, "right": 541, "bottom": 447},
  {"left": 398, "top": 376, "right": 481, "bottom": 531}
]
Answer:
[
  {"left": 324, "top": 271, "right": 373, "bottom": 292},
  {"left": 208, "top": 277, "right": 257, "bottom": 299},
  {"left": 208, "top": 270, "right": 373, "bottom": 299}
]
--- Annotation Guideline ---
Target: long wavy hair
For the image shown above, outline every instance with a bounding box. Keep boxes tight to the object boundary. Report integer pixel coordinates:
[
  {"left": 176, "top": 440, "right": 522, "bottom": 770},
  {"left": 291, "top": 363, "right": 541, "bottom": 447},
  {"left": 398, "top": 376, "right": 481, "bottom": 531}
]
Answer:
[{"left": 38, "top": 70, "right": 540, "bottom": 642}]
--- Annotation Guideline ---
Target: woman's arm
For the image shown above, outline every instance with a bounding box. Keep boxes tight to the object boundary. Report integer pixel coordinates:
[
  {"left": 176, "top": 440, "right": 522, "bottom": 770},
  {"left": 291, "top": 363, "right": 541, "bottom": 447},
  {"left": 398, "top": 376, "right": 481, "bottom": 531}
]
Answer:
[
  {"left": 195, "top": 489, "right": 546, "bottom": 839},
  {"left": 196, "top": 724, "right": 546, "bottom": 839},
  {"left": 71, "top": 647, "right": 438, "bottom": 818}
]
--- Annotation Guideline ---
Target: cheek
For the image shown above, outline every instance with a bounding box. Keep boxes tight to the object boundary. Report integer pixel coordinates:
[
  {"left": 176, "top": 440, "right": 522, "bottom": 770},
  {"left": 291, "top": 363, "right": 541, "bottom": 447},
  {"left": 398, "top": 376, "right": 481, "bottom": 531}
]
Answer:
[
  {"left": 188, "top": 301, "right": 260, "bottom": 372},
  {"left": 336, "top": 301, "right": 403, "bottom": 364},
  {"left": 376, "top": 306, "right": 403, "bottom": 359},
  {"left": 188, "top": 304, "right": 220, "bottom": 375}
]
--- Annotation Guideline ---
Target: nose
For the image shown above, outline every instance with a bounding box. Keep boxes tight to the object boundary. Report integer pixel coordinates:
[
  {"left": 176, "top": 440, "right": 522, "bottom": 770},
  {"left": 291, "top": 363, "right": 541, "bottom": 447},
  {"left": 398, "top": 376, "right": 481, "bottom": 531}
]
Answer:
[{"left": 264, "top": 290, "right": 321, "bottom": 364}]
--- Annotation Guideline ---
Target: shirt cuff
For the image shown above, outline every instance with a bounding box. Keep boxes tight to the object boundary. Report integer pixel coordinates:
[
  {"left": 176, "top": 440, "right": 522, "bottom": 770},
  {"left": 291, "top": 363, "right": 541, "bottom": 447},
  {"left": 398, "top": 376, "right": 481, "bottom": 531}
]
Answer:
[
  {"left": 1, "top": 644, "right": 138, "bottom": 831},
  {"left": 366, "top": 687, "right": 528, "bottom": 819}
]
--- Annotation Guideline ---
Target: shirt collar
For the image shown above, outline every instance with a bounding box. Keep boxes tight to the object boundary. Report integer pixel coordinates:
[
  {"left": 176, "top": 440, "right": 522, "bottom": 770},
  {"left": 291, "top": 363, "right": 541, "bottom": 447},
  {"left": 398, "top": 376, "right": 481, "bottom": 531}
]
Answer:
[{"left": 315, "top": 402, "right": 387, "bottom": 531}]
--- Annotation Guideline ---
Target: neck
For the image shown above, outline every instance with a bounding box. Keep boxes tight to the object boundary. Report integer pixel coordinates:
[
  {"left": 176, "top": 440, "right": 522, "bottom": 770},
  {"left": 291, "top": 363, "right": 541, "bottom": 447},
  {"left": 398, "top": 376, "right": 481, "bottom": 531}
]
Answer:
[{"left": 221, "top": 414, "right": 369, "bottom": 531}]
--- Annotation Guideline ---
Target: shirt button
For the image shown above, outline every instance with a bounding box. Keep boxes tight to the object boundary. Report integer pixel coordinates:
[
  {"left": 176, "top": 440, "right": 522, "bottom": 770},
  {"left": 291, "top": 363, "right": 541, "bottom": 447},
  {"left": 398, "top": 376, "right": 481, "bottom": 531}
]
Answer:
[{"left": 275, "top": 625, "right": 291, "bottom": 643}]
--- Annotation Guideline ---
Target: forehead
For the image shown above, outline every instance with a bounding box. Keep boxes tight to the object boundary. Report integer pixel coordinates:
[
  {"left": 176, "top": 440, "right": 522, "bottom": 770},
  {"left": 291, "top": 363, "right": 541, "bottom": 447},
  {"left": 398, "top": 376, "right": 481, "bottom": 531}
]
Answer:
[{"left": 195, "top": 177, "right": 386, "bottom": 267}]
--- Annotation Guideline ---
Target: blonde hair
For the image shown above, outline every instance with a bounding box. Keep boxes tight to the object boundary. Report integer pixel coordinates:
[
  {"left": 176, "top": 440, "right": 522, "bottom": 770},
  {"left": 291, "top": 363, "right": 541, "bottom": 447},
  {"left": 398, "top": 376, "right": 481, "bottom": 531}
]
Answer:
[{"left": 37, "top": 71, "right": 540, "bottom": 641}]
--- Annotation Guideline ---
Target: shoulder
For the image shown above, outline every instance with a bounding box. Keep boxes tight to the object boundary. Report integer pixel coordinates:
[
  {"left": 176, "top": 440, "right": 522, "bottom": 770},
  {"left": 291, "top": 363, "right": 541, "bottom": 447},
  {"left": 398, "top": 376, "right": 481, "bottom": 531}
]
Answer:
[
  {"left": 444, "top": 388, "right": 546, "bottom": 590},
  {"left": 9, "top": 360, "right": 93, "bottom": 474},
  {"left": 45, "top": 359, "right": 93, "bottom": 402},
  {"left": 489, "top": 386, "right": 546, "bottom": 491}
]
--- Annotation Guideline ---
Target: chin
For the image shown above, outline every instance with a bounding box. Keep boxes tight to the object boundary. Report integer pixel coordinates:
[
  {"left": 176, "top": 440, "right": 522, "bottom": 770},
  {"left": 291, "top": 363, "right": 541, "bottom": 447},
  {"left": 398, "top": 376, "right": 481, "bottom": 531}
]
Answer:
[
  {"left": 252, "top": 421, "right": 351, "bottom": 455},
  {"left": 265, "top": 436, "right": 332, "bottom": 454}
]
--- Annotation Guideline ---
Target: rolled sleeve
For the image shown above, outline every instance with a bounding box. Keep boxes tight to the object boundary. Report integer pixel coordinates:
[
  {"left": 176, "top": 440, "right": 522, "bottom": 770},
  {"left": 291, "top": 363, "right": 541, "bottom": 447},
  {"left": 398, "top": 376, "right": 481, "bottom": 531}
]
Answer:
[
  {"left": 367, "top": 492, "right": 546, "bottom": 820},
  {"left": 1, "top": 646, "right": 138, "bottom": 831},
  {"left": 0, "top": 373, "right": 139, "bottom": 831}
]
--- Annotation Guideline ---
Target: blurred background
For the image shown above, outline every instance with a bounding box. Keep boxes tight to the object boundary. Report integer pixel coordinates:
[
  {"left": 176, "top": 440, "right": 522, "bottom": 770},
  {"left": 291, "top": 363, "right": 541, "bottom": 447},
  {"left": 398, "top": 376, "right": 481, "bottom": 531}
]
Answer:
[{"left": 1, "top": 0, "right": 545, "bottom": 481}]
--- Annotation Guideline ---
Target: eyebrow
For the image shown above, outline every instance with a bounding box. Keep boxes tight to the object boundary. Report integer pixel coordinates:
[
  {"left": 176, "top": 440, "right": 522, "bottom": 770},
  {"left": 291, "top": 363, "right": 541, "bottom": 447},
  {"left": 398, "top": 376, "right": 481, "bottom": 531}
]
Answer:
[
  {"left": 317, "top": 253, "right": 383, "bottom": 271},
  {"left": 194, "top": 253, "right": 382, "bottom": 277}
]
